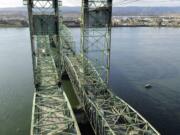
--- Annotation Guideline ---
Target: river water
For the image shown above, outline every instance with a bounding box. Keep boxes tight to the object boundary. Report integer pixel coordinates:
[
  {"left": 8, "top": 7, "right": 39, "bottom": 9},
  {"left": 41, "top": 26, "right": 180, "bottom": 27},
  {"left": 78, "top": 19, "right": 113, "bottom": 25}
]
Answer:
[{"left": 0, "top": 27, "right": 180, "bottom": 135}]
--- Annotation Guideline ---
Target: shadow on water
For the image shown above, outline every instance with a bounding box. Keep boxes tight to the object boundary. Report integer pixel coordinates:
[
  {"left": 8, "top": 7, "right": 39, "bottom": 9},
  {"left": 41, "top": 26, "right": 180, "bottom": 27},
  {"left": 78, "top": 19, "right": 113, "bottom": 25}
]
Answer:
[
  {"left": 0, "top": 28, "right": 34, "bottom": 135},
  {"left": 62, "top": 75, "right": 95, "bottom": 135}
]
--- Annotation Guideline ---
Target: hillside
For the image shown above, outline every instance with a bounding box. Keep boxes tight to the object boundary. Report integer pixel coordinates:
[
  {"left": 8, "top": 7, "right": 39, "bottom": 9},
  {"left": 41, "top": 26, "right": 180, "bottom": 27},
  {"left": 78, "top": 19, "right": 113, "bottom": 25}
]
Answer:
[{"left": 1, "top": 6, "right": 180, "bottom": 16}]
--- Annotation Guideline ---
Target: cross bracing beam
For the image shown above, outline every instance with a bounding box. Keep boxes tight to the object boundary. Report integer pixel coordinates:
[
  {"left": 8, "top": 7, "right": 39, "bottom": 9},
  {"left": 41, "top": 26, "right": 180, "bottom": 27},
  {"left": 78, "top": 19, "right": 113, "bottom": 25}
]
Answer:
[{"left": 64, "top": 55, "right": 160, "bottom": 135}]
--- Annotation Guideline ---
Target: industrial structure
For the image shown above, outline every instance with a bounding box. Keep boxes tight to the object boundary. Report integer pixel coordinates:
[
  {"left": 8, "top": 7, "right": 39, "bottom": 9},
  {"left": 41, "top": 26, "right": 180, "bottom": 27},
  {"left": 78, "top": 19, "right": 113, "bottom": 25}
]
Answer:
[{"left": 23, "top": 0, "right": 161, "bottom": 134}]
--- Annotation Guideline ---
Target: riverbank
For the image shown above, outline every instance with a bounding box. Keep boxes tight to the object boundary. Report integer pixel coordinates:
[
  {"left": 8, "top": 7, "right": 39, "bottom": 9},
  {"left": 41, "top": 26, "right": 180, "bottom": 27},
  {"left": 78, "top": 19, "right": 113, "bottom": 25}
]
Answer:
[
  {"left": 0, "top": 17, "right": 28, "bottom": 27},
  {"left": 0, "top": 16, "right": 180, "bottom": 27},
  {"left": 112, "top": 16, "right": 180, "bottom": 27}
]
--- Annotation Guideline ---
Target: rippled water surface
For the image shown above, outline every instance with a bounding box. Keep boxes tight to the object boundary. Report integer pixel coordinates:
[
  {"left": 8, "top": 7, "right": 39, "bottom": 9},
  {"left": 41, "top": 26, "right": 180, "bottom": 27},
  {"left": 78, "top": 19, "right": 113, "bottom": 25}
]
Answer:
[{"left": 0, "top": 28, "right": 33, "bottom": 135}]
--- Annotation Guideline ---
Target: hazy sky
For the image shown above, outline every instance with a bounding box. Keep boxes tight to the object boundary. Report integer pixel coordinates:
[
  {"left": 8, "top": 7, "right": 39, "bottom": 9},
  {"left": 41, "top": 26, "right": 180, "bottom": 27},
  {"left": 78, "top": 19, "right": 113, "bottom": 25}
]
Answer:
[{"left": 0, "top": 0, "right": 180, "bottom": 8}]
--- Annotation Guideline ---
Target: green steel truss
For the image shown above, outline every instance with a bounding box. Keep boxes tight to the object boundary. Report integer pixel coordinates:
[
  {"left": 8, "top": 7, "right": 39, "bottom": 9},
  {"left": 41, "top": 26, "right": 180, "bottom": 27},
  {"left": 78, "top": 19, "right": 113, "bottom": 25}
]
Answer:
[
  {"left": 64, "top": 55, "right": 160, "bottom": 135},
  {"left": 31, "top": 36, "right": 80, "bottom": 135},
  {"left": 76, "top": 0, "right": 159, "bottom": 134},
  {"left": 59, "top": 24, "right": 76, "bottom": 75},
  {"left": 81, "top": 0, "right": 112, "bottom": 84},
  {"left": 24, "top": 1, "right": 81, "bottom": 134},
  {"left": 32, "top": 87, "right": 80, "bottom": 135},
  {"left": 59, "top": 24, "right": 76, "bottom": 56},
  {"left": 25, "top": 0, "right": 62, "bottom": 78}
]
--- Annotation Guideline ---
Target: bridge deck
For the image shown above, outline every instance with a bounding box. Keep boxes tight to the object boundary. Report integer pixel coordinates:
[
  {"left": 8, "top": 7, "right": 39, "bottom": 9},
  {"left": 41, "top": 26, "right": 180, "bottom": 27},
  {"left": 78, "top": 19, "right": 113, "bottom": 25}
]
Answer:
[
  {"left": 64, "top": 55, "right": 160, "bottom": 135},
  {"left": 31, "top": 36, "right": 80, "bottom": 135}
]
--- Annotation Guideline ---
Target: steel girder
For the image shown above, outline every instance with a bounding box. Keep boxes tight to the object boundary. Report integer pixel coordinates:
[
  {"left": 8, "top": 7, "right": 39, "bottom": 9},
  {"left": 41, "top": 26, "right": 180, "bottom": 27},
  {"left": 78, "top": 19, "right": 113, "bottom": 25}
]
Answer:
[
  {"left": 59, "top": 24, "right": 76, "bottom": 74},
  {"left": 64, "top": 55, "right": 160, "bottom": 135}
]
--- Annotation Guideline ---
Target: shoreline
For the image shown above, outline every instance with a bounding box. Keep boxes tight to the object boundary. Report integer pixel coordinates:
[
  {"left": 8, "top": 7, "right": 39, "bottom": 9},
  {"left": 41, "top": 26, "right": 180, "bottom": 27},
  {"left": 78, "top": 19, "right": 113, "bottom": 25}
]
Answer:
[
  {"left": 0, "top": 25, "right": 180, "bottom": 28},
  {"left": 0, "top": 16, "right": 180, "bottom": 28}
]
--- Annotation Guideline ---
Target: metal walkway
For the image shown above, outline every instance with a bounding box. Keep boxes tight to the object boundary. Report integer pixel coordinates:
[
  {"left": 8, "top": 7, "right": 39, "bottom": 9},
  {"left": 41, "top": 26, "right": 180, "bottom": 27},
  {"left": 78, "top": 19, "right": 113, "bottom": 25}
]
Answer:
[{"left": 31, "top": 36, "right": 80, "bottom": 135}]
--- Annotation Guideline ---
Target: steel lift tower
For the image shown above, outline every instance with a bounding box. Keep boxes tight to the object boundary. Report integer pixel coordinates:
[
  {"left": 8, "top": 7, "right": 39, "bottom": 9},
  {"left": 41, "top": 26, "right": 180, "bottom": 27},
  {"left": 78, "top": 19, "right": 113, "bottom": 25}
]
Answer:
[
  {"left": 81, "top": 0, "right": 112, "bottom": 84},
  {"left": 26, "top": 0, "right": 61, "bottom": 78}
]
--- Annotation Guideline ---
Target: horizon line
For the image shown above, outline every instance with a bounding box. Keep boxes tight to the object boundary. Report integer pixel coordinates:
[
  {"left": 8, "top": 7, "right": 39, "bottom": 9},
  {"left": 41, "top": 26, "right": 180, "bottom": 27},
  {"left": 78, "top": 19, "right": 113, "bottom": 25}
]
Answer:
[{"left": 1, "top": 6, "right": 180, "bottom": 9}]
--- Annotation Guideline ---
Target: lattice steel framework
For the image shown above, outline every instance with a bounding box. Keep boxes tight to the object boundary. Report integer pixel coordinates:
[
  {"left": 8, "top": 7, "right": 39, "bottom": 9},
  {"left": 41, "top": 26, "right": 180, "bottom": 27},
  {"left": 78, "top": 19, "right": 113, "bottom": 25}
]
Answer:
[
  {"left": 59, "top": 24, "right": 76, "bottom": 56},
  {"left": 24, "top": 1, "right": 81, "bottom": 134},
  {"left": 24, "top": 0, "right": 62, "bottom": 81},
  {"left": 81, "top": 0, "right": 112, "bottom": 84},
  {"left": 32, "top": 87, "right": 80, "bottom": 135},
  {"left": 30, "top": 35, "right": 80, "bottom": 135},
  {"left": 59, "top": 24, "right": 76, "bottom": 75},
  {"left": 64, "top": 55, "right": 160, "bottom": 135}
]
